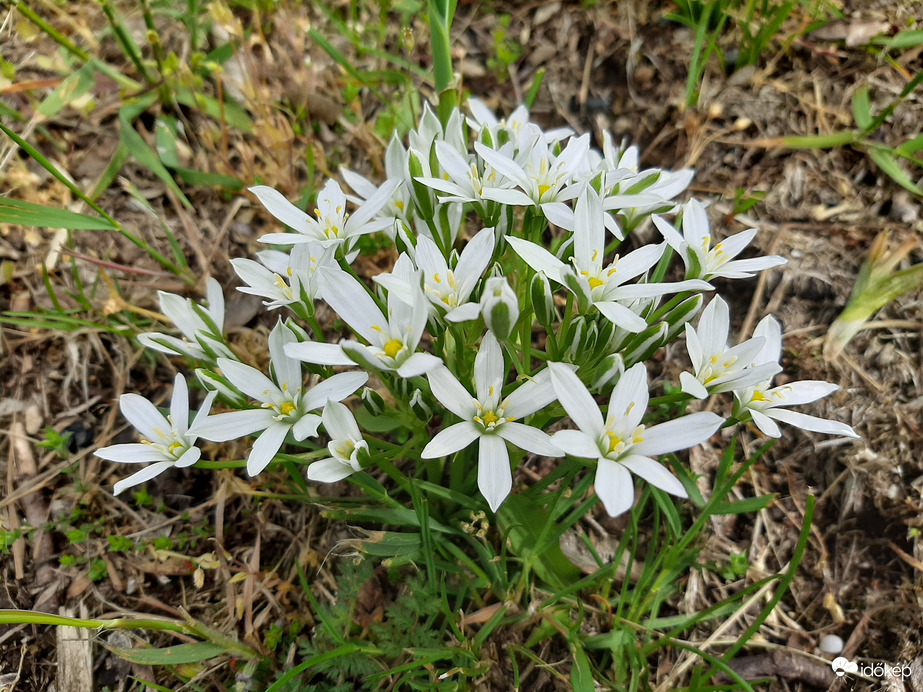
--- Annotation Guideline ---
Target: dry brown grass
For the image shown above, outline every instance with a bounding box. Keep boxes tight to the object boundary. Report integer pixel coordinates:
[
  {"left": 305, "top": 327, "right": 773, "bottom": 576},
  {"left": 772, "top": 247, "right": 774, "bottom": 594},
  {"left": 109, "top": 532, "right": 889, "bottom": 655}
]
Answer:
[{"left": 1, "top": 1, "right": 922, "bottom": 689}]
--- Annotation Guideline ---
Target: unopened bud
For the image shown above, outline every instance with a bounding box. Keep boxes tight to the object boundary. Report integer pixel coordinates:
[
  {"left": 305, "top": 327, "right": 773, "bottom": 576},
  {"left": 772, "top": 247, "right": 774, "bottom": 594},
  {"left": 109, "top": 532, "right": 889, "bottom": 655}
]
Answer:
[
  {"left": 360, "top": 387, "right": 385, "bottom": 416},
  {"left": 663, "top": 294, "right": 703, "bottom": 343},
  {"left": 530, "top": 272, "right": 555, "bottom": 328},
  {"left": 481, "top": 277, "right": 519, "bottom": 341},
  {"left": 561, "top": 269, "right": 591, "bottom": 314},
  {"left": 622, "top": 322, "right": 667, "bottom": 367},
  {"left": 195, "top": 368, "right": 247, "bottom": 407},
  {"left": 592, "top": 353, "right": 625, "bottom": 390},
  {"left": 409, "top": 389, "right": 433, "bottom": 420}
]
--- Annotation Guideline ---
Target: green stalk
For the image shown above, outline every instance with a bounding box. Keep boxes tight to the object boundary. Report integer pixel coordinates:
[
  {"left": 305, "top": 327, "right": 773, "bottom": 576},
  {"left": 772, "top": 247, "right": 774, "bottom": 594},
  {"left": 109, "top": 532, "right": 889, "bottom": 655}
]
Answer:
[
  {"left": 426, "top": 0, "right": 457, "bottom": 127},
  {"left": 0, "top": 610, "right": 184, "bottom": 633}
]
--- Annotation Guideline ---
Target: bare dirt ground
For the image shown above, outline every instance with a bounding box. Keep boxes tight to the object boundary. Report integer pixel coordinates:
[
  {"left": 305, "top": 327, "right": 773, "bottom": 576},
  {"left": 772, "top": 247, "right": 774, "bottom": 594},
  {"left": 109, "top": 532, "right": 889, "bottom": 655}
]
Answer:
[{"left": 2, "top": 1, "right": 922, "bottom": 690}]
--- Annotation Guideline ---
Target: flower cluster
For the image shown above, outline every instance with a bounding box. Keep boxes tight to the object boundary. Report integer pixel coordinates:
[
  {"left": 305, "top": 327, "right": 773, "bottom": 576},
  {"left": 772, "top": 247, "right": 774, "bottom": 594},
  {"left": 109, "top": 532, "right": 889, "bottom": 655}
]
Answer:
[{"left": 98, "top": 100, "right": 858, "bottom": 517}]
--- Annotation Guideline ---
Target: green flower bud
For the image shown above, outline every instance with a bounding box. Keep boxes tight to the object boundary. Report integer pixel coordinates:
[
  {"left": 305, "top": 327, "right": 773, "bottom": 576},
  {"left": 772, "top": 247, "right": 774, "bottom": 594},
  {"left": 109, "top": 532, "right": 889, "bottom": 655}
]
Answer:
[
  {"left": 407, "top": 149, "right": 434, "bottom": 221},
  {"left": 360, "top": 387, "right": 385, "bottom": 416},
  {"left": 530, "top": 271, "right": 556, "bottom": 329},
  {"left": 561, "top": 268, "right": 591, "bottom": 314},
  {"left": 409, "top": 389, "right": 433, "bottom": 420},
  {"left": 481, "top": 276, "right": 519, "bottom": 341},
  {"left": 195, "top": 368, "right": 247, "bottom": 407},
  {"left": 663, "top": 294, "right": 703, "bottom": 342},
  {"left": 622, "top": 322, "right": 667, "bottom": 367}
]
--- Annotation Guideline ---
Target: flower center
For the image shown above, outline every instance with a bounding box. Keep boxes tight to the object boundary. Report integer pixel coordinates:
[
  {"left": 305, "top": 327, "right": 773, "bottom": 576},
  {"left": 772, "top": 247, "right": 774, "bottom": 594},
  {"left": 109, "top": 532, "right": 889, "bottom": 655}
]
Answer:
[
  {"left": 383, "top": 339, "right": 404, "bottom": 359},
  {"left": 168, "top": 441, "right": 184, "bottom": 455},
  {"left": 587, "top": 277, "right": 604, "bottom": 290},
  {"left": 538, "top": 183, "right": 551, "bottom": 199},
  {"left": 279, "top": 401, "right": 296, "bottom": 416}
]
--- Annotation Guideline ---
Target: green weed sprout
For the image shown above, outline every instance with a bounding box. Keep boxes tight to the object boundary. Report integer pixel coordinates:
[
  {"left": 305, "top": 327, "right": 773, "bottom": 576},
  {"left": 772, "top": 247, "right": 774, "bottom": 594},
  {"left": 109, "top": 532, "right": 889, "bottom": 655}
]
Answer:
[{"left": 826, "top": 231, "right": 923, "bottom": 359}]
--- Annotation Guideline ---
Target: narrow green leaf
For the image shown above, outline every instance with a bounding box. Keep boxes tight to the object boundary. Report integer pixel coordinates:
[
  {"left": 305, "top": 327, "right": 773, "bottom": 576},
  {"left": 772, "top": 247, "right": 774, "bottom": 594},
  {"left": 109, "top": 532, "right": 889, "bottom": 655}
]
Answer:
[
  {"left": 779, "top": 131, "right": 860, "bottom": 149},
  {"left": 867, "top": 146, "right": 923, "bottom": 195},
  {"left": 712, "top": 494, "right": 777, "bottom": 515},
  {"left": 174, "top": 86, "right": 253, "bottom": 133},
  {"left": 37, "top": 64, "right": 96, "bottom": 118},
  {"left": 0, "top": 198, "right": 117, "bottom": 230},
  {"left": 896, "top": 132, "right": 923, "bottom": 156},
  {"left": 852, "top": 86, "right": 872, "bottom": 130},
  {"left": 173, "top": 167, "right": 244, "bottom": 190},
  {"left": 105, "top": 642, "right": 227, "bottom": 666},
  {"left": 870, "top": 29, "right": 923, "bottom": 50},
  {"left": 570, "top": 643, "right": 595, "bottom": 692},
  {"left": 118, "top": 111, "right": 193, "bottom": 208},
  {"left": 0, "top": 121, "right": 117, "bottom": 224}
]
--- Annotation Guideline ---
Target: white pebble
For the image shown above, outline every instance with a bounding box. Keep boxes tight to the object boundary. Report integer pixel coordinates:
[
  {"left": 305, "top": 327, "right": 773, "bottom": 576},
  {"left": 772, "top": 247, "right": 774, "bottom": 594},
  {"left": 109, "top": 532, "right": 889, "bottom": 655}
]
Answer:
[{"left": 819, "top": 634, "right": 844, "bottom": 655}]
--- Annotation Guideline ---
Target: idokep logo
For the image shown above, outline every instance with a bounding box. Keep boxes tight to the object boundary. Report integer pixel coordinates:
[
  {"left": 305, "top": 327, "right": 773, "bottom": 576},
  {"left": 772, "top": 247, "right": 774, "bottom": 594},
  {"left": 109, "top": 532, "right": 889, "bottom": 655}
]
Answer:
[
  {"left": 831, "top": 657, "right": 858, "bottom": 676},
  {"left": 831, "top": 657, "right": 912, "bottom": 679}
]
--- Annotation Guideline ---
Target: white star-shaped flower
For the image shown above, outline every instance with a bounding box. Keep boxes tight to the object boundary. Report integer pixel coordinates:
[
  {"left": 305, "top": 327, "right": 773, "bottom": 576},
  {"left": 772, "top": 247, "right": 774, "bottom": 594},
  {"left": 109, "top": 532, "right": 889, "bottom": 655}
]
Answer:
[
  {"left": 653, "top": 200, "right": 786, "bottom": 280},
  {"left": 191, "top": 320, "right": 368, "bottom": 476},
  {"left": 732, "top": 316, "right": 860, "bottom": 439},
  {"left": 95, "top": 374, "right": 216, "bottom": 495},
  {"left": 549, "top": 362, "right": 723, "bottom": 516},
  {"left": 422, "top": 332, "right": 562, "bottom": 511}
]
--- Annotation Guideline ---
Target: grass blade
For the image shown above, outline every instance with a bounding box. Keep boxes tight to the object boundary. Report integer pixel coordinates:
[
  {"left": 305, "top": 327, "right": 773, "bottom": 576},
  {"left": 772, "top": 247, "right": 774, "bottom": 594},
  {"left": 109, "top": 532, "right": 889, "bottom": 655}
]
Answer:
[{"left": 0, "top": 198, "right": 117, "bottom": 230}]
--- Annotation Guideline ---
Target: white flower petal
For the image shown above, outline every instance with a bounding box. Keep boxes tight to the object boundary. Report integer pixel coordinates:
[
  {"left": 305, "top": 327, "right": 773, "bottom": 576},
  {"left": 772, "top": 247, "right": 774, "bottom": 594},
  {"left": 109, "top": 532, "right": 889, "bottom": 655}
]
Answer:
[
  {"left": 595, "top": 458, "right": 635, "bottom": 517},
  {"left": 750, "top": 409, "right": 782, "bottom": 437},
  {"left": 506, "top": 237, "right": 566, "bottom": 282},
  {"left": 606, "top": 363, "right": 648, "bottom": 431},
  {"left": 95, "top": 443, "right": 169, "bottom": 463},
  {"left": 595, "top": 301, "right": 648, "bottom": 333},
  {"left": 395, "top": 351, "right": 443, "bottom": 378},
  {"left": 119, "top": 393, "right": 171, "bottom": 443},
  {"left": 621, "top": 454, "right": 687, "bottom": 497},
  {"left": 322, "top": 400, "right": 361, "bottom": 441},
  {"left": 767, "top": 409, "right": 860, "bottom": 438},
  {"left": 496, "top": 423, "right": 561, "bottom": 456},
  {"left": 480, "top": 187, "right": 535, "bottom": 207},
  {"left": 113, "top": 461, "right": 175, "bottom": 495},
  {"left": 549, "top": 363, "right": 605, "bottom": 437},
  {"left": 421, "top": 421, "right": 481, "bottom": 458},
  {"left": 217, "top": 358, "right": 279, "bottom": 403},
  {"left": 501, "top": 368, "right": 558, "bottom": 419},
  {"left": 169, "top": 374, "right": 190, "bottom": 436},
  {"left": 174, "top": 446, "right": 201, "bottom": 468},
  {"left": 679, "top": 371, "right": 710, "bottom": 400},
  {"left": 445, "top": 303, "right": 482, "bottom": 322},
  {"left": 478, "top": 434, "right": 512, "bottom": 512},
  {"left": 767, "top": 381, "right": 839, "bottom": 406},
  {"left": 292, "top": 413, "right": 323, "bottom": 440},
  {"left": 307, "top": 457, "right": 357, "bottom": 483},
  {"left": 552, "top": 429, "right": 601, "bottom": 458},
  {"left": 454, "top": 227, "right": 494, "bottom": 299},
  {"left": 249, "top": 185, "right": 313, "bottom": 234},
  {"left": 284, "top": 341, "right": 355, "bottom": 366},
  {"left": 318, "top": 268, "right": 386, "bottom": 344},
  {"left": 474, "top": 331, "right": 503, "bottom": 402},
  {"left": 192, "top": 408, "right": 276, "bottom": 442},
  {"left": 268, "top": 322, "right": 302, "bottom": 392},
  {"left": 302, "top": 371, "right": 369, "bottom": 412},
  {"left": 247, "top": 421, "right": 291, "bottom": 476},
  {"left": 428, "top": 365, "right": 477, "bottom": 419},
  {"left": 634, "top": 412, "right": 723, "bottom": 456}
]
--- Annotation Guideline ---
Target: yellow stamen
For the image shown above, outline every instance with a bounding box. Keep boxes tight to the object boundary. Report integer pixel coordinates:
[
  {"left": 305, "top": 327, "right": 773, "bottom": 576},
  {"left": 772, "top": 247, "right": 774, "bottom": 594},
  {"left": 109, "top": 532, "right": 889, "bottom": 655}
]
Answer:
[
  {"left": 538, "top": 183, "right": 551, "bottom": 198},
  {"left": 383, "top": 339, "right": 403, "bottom": 359},
  {"left": 168, "top": 442, "right": 184, "bottom": 454},
  {"left": 481, "top": 411, "right": 499, "bottom": 426},
  {"left": 588, "top": 277, "right": 604, "bottom": 290},
  {"left": 280, "top": 402, "right": 296, "bottom": 415}
]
